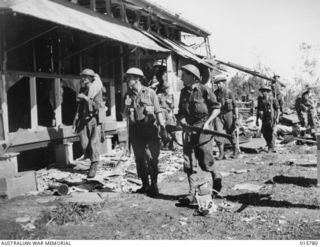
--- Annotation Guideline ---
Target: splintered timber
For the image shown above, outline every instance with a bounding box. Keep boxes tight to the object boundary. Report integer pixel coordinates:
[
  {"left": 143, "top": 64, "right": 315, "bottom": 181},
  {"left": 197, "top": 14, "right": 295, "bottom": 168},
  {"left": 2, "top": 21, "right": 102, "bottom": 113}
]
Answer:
[{"left": 1, "top": 241, "right": 71, "bottom": 246}]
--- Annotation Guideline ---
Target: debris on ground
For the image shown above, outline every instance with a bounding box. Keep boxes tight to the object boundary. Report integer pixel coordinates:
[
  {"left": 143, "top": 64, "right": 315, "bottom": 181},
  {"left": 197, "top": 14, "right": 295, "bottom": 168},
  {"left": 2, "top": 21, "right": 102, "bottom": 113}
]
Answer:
[
  {"left": 232, "top": 183, "right": 263, "bottom": 193},
  {"left": 46, "top": 202, "right": 103, "bottom": 225},
  {"left": 34, "top": 148, "right": 184, "bottom": 197}
]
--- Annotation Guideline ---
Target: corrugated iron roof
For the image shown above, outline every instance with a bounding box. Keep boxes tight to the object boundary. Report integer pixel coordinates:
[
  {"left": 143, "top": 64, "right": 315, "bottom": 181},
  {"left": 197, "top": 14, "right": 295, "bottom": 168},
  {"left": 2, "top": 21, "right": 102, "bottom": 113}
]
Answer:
[{"left": 1, "top": 0, "right": 169, "bottom": 52}]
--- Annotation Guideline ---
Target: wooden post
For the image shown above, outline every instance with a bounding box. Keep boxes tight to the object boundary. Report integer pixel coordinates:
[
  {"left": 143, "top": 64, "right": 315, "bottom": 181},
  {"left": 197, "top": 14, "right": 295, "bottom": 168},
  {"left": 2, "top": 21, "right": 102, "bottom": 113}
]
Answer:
[
  {"left": 105, "top": 135, "right": 113, "bottom": 154},
  {"left": 146, "top": 14, "right": 151, "bottom": 31},
  {"left": 54, "top": 78, "right": 62, "bottom": 127},
  {"left": 105, "top": 0, "right": 113, "bottom": 17},
  {"left": 164, "top": 24, "right": 169, "bottom": 38},
  {"left": 119, "top": 0, "right": 128, "bottom": 23},
  {"left": 166, "top": 54, "right": 174, "bottom": 92},
  {"left": 1, "top": 14, "right": 9, "bottom": 139},
  {"left": 110, "top": 80, "right": 116, "bottom": 120},
  {"left": 235, "top": 107, "right": 240, "bottom": 153},
  {"left": 31, "top": 21, "right": 37, "bottom": 72},
  {"left": 155, "top": 18, "right": 160, "bottom": 34},
  {"left": 133, "top": 10, "right": 141, "bottom": 28},
  {"left": 120, "top": 45, "right": 126, "bottom": 99},
  {"left": 90, "top": 0, "right": 96, "bottom": 11},
  {"left": 317, "top": 134, "right": 320, "bottom": 187},
  {"left": 1, "top": 74, "right": 9, "bottom": 139},
  {"left": 29, "top": 77, "right": 38, "bottom": 129}
]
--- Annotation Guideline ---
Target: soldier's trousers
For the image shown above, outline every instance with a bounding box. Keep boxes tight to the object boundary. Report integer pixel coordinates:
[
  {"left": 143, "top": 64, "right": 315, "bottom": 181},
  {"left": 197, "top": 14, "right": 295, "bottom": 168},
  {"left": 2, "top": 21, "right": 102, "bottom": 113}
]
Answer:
[
  {"left": 262, "top": 123, "right": 276, "bottom": 149},
  {"left": 130, "top": 123, "right": 160, "bottom": 179},
  {"left": 297, "top": 111, "right": 315, "bottom": 128},
  {"left": 183, "top": 122, "right": 221, "bottom": 195},
  {"left": 78, "top": 117, "right": 100, "bottom": 163},
  {"left": 214, "top": 111, "right": 236, "bottom": 146}
]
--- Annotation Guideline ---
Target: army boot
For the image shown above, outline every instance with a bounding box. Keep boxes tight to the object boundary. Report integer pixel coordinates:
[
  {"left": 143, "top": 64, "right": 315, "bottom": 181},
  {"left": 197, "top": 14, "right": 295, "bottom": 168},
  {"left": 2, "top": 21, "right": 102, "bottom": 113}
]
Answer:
[
  {"left": 87, "top": 161, "right": 99, "bottom": 178},
  {"left": 216, "top": 144, "right": 226, "bottom": 160},
  {"left": 135, "top": 176, "right": 150, "bottom": 194},
  {"left": 230, "top": 146, "right": 239, "bottom": 159},
  {"left": 178, "top": 173, "right": 197, "bottom": 205},
  {"left": 212, "top": 177, "right": 223, "bottom": 199},
  {"left": 148, "top": 174, "right": 159, "bottom": 197}
]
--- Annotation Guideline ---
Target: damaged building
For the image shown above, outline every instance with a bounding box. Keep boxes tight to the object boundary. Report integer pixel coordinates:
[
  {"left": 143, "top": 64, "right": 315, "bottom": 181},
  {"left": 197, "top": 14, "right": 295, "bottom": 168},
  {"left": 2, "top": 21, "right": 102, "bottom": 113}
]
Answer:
[{"left": 0, "top": 0, "right": 214, "bottom": 172}]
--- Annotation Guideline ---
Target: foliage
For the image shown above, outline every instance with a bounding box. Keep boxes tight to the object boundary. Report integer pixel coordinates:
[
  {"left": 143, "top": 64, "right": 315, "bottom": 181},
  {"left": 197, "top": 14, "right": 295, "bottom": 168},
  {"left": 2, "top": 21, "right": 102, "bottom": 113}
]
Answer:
[
  {"left": 228, "top": 73, "right": 264, "bottom": 101},
  {"left": 228, "top": 42, "right": 320, "bottom": 108},
  {"left": 47, "top": 202, "right": 103, "bottom": 225}
]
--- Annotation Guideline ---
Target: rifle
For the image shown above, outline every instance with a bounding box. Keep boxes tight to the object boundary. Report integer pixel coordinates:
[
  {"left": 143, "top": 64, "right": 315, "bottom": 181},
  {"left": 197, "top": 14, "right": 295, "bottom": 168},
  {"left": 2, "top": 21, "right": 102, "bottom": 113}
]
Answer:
[
  {"left": 215, "top": 59, "right": 286, "bottom": 88},
  {"left": 166, "top": 124, "right": 233, "bottom": 142}
]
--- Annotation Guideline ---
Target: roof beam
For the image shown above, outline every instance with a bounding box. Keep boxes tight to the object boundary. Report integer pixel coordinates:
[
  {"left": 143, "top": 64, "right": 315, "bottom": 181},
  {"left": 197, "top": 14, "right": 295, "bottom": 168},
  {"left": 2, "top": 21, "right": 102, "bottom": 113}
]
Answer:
[
  {"left": 125, "top": 0, "right": 210, "bottom": 37},
  {"left": 6, "top": 25, "right": 59, "bottom": 53}
]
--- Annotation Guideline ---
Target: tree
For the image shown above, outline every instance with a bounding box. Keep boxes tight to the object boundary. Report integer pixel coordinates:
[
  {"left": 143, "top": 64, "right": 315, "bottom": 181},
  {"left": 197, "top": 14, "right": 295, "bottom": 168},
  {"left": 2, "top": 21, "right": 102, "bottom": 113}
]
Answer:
[{"left": 228, "top": 72, "right": 265, "bottom": 101}]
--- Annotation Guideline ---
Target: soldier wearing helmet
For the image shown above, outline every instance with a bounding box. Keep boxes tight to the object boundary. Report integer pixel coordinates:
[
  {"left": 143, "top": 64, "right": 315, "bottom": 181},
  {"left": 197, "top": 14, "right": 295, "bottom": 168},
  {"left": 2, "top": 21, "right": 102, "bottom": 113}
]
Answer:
[
  {"left": 295, "top": 85, "right": 316, "bottom": 138},
  {"left": 73, "top": 68, "right": 104, "bottom": 178},
  {"left": 271, "top": 75, "right": 284, "bottom": 113},
  {"left": 157, "top": 81, "right": 175, "bottom": 150},
  {"left": 213, "top": 74, "right": 239, "bottom": 159},
  {"left": 123, "top": 67, "right": 165, "bottom": 197},
  {"left": 256, "top": 85, "right": 279, "bottom": 152},
  {"left": 177, "top": 64, "right": 222, "bottom": 205},
  {"left": 148, "top": 59, "right": 167, "bottom": 92}
]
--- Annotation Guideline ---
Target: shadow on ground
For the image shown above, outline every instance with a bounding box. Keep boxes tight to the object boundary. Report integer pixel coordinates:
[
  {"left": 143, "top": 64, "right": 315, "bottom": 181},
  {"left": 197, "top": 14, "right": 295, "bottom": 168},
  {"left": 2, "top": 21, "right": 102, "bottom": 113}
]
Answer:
[
  {"left": 225, "top": 192, "right": 320, "bottom": 212},
  {"left": 266, "top": 175, "right": 317, "bottom": 187}
]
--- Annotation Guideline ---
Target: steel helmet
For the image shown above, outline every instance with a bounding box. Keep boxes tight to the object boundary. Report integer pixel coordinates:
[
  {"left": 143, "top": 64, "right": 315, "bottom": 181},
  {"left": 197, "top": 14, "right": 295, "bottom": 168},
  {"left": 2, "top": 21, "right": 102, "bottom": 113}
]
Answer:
[
  {"left": 80, "top": 68, "right": 95, "bottom": 77},
  {"left": 213, "top": 74, "right": 227, "bottom": 84},
  {"left": 125, "top": 67, "right": 144, "bottom": 77},
  {"left": 181, "top": 64, "right": 201, "bottom": 80}
]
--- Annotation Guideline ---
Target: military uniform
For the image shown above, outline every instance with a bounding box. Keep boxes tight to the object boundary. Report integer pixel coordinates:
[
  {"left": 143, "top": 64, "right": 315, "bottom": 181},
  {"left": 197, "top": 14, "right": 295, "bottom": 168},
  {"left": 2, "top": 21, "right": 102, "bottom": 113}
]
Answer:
[
  {"left": 214, "top": 87, "right": 237, "bottom": 157},
  {"left": 124, "top": 85, "right": 162, "bottom": 196},
  {"left": 76, "top": 86, "right": 103, "bottom": 168},
  {"left": 158, "top": 92, "right": 175, "bottom": 149},
  {"left": 271, "top": 81, "right": 284, "bottom": 113},
  {"left": 177, "top": 83, "right": 221, "bottom": 198},
  {"left": 158, "top": 93, "right": 175, "bottom": 125},
  {"left": 295, "top": 93, "right": 315, "bottom": 136},
  {"left": 257, "top": 95, "right": 279, "bottom": 151}
]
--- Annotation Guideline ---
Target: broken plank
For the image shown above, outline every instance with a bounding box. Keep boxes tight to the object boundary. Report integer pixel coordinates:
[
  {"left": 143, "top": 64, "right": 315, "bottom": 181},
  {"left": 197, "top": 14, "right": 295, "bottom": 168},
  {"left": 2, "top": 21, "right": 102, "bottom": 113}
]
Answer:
[{"left": 127, "top": 178, "right": 141, "bottom": 186}]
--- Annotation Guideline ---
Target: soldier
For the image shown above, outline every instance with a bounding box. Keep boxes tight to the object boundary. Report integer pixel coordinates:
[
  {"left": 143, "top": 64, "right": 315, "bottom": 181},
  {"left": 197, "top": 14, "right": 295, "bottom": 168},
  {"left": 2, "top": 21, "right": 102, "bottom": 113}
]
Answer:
[
  {"left": 148, "top": 59, "right": 167, "bottom": 92},
  {"left": 271, "top": 75, "right": 284, "bottom": 113},
  {"left": 295, "top": 86, "right": 315, "bottom": 137},
  {"left": 158, "top": 82, "right": 175, "bottom": 150},
  {"left": 73, "top": 68, "right": 103, "bottom": 178},
  {"left": 256, "top": 85, "right": 279, "bottom": 152},
  {"left": 123, "top": 67, "right": 165, "bottom": 197},
  {"left": 213, "top": 74, "right": 239, "bottom": 159},
  {"left": 177, "top": 64, "right": 222, "bottom": 204}
]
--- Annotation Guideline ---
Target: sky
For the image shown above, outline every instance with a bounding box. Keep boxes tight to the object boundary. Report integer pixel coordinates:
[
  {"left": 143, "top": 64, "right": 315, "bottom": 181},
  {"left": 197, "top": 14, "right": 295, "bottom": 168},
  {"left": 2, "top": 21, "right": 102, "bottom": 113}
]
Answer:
[{"left": 156, "top": 0, "right": 320, "bottom": 83}]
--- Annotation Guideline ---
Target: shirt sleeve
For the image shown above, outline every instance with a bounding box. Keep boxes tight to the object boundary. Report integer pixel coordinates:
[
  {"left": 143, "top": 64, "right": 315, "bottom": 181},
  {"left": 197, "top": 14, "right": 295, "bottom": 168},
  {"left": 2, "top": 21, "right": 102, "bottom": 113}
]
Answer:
[
  {"left": 273, "top": 98, "right": 279, "bottom": 110},
  {"left": 177, "top": 88, "right": 186, "bottom": 119},
  {"left": 229, "top": 91, "right": 236, "bottom": 107},
  {"left": 151, "top": 90, "right": 162, "bottom": 114},
  {"left": 205, "top": 87, "right": 221, "bottom": 111},
  {"left": 228, "top": 90, "right": 237, "bottom": 114},
  {"left": 121, "top": 93, "right": 130, "bottom": 118},
  {"left": 90, "top": 89, "right": 103, "bottom": 111}
]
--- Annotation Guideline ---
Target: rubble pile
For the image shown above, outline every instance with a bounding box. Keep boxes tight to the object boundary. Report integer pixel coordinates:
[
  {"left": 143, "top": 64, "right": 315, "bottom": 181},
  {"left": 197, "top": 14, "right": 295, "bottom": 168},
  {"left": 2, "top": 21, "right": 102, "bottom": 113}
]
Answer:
[{"left": 35, "top": 147, "right": 184, "bottom": 196}]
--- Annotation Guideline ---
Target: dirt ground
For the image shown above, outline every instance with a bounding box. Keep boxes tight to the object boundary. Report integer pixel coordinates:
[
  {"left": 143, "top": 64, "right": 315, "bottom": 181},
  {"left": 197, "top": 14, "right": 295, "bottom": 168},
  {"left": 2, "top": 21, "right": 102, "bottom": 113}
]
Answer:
[{"left": 1, "top": 142, "right": 320, "bottom": 240}]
